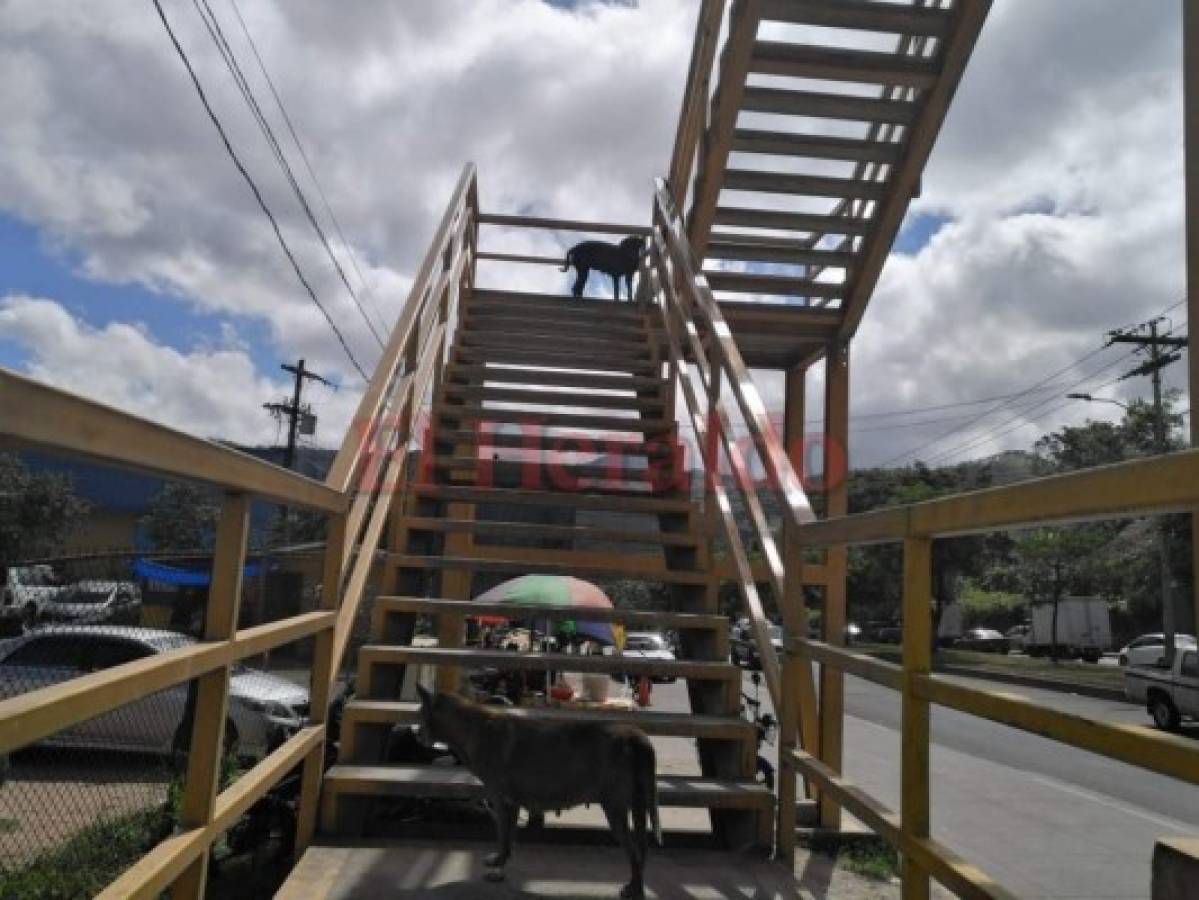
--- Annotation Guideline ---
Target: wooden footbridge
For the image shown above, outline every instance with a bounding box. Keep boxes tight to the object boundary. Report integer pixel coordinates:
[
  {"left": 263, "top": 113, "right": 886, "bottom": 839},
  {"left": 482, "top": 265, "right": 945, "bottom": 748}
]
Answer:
[{"left": 3, "top": 1, "right": 1199, "bottom": 897}]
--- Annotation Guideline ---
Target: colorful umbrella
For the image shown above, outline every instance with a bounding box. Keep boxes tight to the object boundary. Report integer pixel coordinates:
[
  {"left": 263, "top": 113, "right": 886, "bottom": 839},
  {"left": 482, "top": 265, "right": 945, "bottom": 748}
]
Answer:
[{"left": 473, "top": 575, "right": 625, "bottom": 649}]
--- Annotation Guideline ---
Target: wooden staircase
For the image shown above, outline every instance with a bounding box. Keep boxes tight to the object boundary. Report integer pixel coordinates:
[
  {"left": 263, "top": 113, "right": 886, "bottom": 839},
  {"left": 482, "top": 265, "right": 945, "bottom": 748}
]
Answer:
[{"left": 319, "top": 287, "right": 773, "bottom": 849}]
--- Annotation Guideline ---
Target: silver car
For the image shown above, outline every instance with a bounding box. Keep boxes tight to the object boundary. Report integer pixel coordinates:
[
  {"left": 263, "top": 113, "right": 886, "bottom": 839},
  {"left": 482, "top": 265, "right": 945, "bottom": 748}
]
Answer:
[{"left": 0, "top": 626, "right": 309, "bottom": 760}]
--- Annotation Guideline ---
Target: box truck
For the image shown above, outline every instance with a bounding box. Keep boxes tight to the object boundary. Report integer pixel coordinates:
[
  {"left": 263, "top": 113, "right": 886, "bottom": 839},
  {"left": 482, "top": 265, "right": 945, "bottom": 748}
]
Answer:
[{"left": 1027, "top": 597, "right": 1111, "bottom": 662}]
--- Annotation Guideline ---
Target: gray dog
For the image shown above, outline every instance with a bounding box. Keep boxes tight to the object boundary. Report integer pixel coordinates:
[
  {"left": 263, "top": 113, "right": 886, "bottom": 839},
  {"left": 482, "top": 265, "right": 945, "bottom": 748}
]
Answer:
[
  {"left": 560, "top": 236, "right": 644, "bottom": 300},
  {"left": 416, "top": 685, "right": 661, "bottom": 898}
]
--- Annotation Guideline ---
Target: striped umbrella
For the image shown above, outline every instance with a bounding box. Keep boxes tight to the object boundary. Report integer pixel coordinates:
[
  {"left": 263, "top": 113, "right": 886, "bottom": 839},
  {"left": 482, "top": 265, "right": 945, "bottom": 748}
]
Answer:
[{"left": 473, "top": 575, "right": 625, "bottom": 649}]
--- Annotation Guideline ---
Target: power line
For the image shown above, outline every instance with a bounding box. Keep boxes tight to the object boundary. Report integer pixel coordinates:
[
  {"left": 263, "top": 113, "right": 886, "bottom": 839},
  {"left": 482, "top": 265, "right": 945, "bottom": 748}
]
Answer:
[
  {"left": 151, "top": 0, "right": 369, "bottom": 381},
  {"left": 191, "top": 0, "right": 387, "bottom": 351},
  {"left": 873, "top": 299, "right": 1189, "bottom": 468},
  {"left": 225, "top": 0, "right": 391, "bottom": 338}
]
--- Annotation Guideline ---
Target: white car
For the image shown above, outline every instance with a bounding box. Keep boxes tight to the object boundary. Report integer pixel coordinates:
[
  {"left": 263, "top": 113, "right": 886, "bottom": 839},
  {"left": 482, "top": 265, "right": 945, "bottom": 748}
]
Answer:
[
  {"left": 616, "top": 631, "right": 678, "bottom": 683},
  {"left": 41, "top": 579, "right": 142, "bottom": 624},
  {"left": 0, "top": 626, "right": 308, "bottom": 760},
  {"left": 1118, "top": 633, "right": 1197, "bottom": 668},
  {"left": 1, "top": 565, "right": 68, "bottom": 626}
]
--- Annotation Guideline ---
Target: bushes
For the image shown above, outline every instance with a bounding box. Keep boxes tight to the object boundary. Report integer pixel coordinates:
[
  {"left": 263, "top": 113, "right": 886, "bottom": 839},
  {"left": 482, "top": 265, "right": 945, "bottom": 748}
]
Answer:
[{"left": 0, "top": 807, "right": 172, "bottom": 900}]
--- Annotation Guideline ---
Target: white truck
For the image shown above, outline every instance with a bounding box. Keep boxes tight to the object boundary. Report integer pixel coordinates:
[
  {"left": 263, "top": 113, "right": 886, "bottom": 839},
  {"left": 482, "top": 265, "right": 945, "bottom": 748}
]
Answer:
[
  {"left": 1026, "top": 597, "right": 1111, "bottom": 663},
  {"left": 1124, "top": 648, "right": 1199, "bottom": 730}
]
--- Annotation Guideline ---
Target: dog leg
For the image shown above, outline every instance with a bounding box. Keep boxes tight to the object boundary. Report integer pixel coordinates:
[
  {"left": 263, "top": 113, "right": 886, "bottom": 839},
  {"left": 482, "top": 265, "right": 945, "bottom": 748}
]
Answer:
[
  {"left": 602, "top": 801, "right": 643, "bottom": 899},
  {"left": 572, "top": 267, "right": 588, "bottom": 298},
  {"left": 484, "top": 797, "right": 519, "bottom": 880}
]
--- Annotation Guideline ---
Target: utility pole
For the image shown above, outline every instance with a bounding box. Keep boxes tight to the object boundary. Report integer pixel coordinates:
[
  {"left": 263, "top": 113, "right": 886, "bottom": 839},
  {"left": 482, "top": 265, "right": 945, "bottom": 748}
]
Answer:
[
  {"left": 264, "top": 359, "right": 333, "bottom": 470},
  {"left": 1107, "top": 319, "right": 1188, "bottom": 662}
]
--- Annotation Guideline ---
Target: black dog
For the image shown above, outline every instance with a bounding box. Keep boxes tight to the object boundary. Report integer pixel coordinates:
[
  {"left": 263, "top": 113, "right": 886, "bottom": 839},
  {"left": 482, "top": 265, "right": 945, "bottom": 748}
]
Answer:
[
  {"left": 561, "top": 236, "right": 644, "bottom": 301},
  {"left": 416, "top": 684, "right": 661, "bottom": 898}
]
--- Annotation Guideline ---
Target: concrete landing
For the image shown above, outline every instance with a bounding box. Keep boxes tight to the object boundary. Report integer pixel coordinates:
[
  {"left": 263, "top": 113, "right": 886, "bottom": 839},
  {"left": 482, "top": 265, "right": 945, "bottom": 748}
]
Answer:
[{"left": 276, "top": 839, "right": 895, "bottom": 899}]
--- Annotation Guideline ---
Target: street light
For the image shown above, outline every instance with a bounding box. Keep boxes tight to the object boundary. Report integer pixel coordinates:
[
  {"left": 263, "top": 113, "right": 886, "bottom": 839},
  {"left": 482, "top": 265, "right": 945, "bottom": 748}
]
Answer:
[{"left": 1066, "top": 393, "right": 1130, "bottom": 411}]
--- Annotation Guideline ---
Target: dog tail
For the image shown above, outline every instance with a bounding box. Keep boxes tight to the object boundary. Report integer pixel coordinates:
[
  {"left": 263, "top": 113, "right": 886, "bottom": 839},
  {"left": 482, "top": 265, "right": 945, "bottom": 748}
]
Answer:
[
  {"left": 632, "top": 733, "right": 662, "bottom": 847},
  {"left": 560, "top": 247, "right": 573, "bottom": 272}
]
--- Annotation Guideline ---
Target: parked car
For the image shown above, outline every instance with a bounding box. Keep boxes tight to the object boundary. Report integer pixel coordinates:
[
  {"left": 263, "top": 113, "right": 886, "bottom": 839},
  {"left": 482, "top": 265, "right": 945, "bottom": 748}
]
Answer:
[
  {"left": 615, "top": 631, "right": 677, "bottom": 683},
  {"left": 1118, "top": 633, "right": 1198, "bottom": 668},
  {"left": 1124, "top": 645, "right": 1199, "bottom": 730},
  {"left": 41, "top": 579, "right": 141, "bottom": 624},
  {"left": 731, "top": 623, "right": 784, "bottom": 669},
  {"left": 1, "top": 565, "right": 68, "bottom": 627},
  {"left": 1005, "top": 624, "right": 1030, "bottom": 652},
  {"left": 1026, "top": 598, "right": 1110, "bottom": 662},
  {"left": 0, "top": 626, "right": 308, "bottom": 759},
  {"left": 953, "top": 628, "right": 1010, "bottom": 654}
]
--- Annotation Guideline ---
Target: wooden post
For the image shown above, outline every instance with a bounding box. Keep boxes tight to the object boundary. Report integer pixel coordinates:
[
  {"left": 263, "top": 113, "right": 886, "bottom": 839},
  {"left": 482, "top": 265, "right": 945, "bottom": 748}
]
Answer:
[
  {"left": 172, "top": 492, "right": 250, "bottom": 899},
  {"left": 819, "top": 343, "right": 850, "bottom": 828},
  {"left": 901, "top": 537, "right": 933, "bottom": 900},
  {"left": 294, "top": 512, "right": 347, "bottom": 856},
  {"left": 778, "top": 362, "right": 821, "bottom": 860},
  {"left": 1184, "top": 0, "right": 1199, "bottom": 639}
]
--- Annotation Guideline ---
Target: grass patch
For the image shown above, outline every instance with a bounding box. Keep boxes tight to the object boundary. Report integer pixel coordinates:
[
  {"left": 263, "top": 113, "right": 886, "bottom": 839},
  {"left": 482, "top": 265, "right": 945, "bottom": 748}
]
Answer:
[
  {"left": 857, "top": 642, "right": 1124, "bottom": 690},
  {"left": 0, "top": 818, "right": 18, "bottom": 835},
  {"left": 838, "top": 839, "right": 900, "bottom": 882},
  {"left": 0, "top": 806, "right": 172, "bottom": 900}
]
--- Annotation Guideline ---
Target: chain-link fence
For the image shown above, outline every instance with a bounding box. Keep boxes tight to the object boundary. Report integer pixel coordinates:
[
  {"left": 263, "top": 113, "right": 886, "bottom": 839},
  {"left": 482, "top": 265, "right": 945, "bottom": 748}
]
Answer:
[{"left": 0, "top": 545, "right": 334, "bottom": 899}]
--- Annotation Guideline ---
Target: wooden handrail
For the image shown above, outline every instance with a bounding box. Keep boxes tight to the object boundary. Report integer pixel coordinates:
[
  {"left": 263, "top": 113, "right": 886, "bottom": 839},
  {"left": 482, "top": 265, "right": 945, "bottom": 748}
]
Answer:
[
  {"left": 477, "top": 212, "right": 650, "bottom": 236},
  {"left": 667, "top": 0, "right": 726, "bottom": 207},
  {"left": 0, "top": 368, "right": 344, "bottom": 513}
]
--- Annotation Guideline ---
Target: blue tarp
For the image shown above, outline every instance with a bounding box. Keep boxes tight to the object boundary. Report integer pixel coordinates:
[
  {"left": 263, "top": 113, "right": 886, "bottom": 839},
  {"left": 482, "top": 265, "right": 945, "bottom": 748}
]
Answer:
[{"left": 133, "top": 558, "right": 267, "bottom": 588}]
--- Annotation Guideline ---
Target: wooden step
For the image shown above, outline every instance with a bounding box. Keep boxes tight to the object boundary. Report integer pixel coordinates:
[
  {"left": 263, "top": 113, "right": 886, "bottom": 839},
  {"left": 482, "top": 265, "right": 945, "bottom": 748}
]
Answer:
[
  {"left": 705, "top": 238, "right": 854, "bottom": 268},
  {"left": 454, "top": 347, "right": 659, "bottom": 375},
  {"left": 760, "top": 0, "right": 952, "bottom": 38},
  {"left": 433, "top": 457, "right": 679, "bottom": 491},
  {"left": 398, "top": 518, "right": 700, "bottom": 548},
  {"left": 358, "top": 646, "right": 738, "bottom": 684},
  {"left": 341, "top": 701, "right": 754, "bottom": 755},
  {"left": 435, "top": 405, "right": 674, "bottom": 434},
  {"left": 457, "top": 330, "right": 648, "bottom": 356},
  {"left": 390, "top": 554, "right": 709, "bottom": 584},
  {"left": 445, "top": 364, "right": 666, "bottom": 393},
  {"left": 440, "top": 384, "right": 666, "bottom": 412},
  {"left": 432, "top": 429, "right": 680, "bottom": 458},
  {"left": 373, "top": 597, "right": 723, "bottom": 631},
  {"left": 412, "top": 483, "right": 694, "bottom": 514},
  {"left": 713, "top": 207, "right": 871, "bottom": 236},
  {"left": 461, "top": 310, "right": 647, "bottom": 339},
  {"left": 468, "top": 290, "right": 647, "bottom": 322},
  {"left": 722, "top": 169, "right": 887, "bottom": 201},
  {"left": 320, "top": 766, "right": 772, "bottom": 825},
  {"left": 750, "top": 41, "right": 940, "bottom": 88},
  {"left": 740, "top": 86, "right": 917, "bottom": 125},
  {"left": 731, "top": 128, "right": 903, "bottom": 164},
  {"left": 706, "top": 271, "right": 845, "bottom": 300}
]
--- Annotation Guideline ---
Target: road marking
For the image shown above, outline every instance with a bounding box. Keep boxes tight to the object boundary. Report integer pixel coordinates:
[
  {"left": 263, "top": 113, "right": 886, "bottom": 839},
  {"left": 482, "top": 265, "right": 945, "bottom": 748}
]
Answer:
[{"left": 1027, "top": 774, "right": 1193, "bottom": 831}]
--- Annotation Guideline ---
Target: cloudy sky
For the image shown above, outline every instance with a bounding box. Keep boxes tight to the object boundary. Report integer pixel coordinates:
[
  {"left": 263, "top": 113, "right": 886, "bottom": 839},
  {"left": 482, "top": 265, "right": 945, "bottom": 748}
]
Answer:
[{"left": 0, "top": 0, "right": 1191, "bottom": 468}]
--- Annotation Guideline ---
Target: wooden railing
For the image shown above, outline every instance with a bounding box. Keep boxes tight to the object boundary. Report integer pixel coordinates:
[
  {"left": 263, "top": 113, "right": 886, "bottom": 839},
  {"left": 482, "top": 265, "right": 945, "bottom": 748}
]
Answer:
[
  {"left": 0, "top": 163, "right": 478, "bottom": 899},
  {"left": 646, "top": 177, "right": 828, "bottom": 834},
  {"left": 781, "top": 451, "right": 1199, "bottom": 898}
]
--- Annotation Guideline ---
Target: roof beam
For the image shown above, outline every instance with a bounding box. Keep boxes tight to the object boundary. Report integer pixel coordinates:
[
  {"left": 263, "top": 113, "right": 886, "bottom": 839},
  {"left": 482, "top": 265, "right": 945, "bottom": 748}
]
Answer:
[
  {"left": 732, "top": 128, "right": 903, "bottom": 164},
  {"left": 707, "top": 271, "right": 845, "bottom": 299},
  {"left": 724, "top": 168, "right": 887, "bottom": 200},
  {"left": 714, "top": 206, "right": 872, "bottom": 236},
  {"left": 706, "top": 238, "right": 855, "bottom": 267}
]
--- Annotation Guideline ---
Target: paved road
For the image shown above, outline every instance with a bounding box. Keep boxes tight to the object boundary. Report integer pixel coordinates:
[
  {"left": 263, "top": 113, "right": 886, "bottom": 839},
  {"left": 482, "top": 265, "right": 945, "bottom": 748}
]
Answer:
[{"left": 837, "top": 675, "right": 1198, "bottom": 898}]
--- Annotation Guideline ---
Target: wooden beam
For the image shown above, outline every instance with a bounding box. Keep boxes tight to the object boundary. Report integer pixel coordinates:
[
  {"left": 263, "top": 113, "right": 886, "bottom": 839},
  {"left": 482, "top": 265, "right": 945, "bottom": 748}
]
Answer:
[
  {"left": 475, "top": 251, "right": 562, "bottom": 265},
  {"left": 740, "top": 86, "right": 916, "bottom": 125},
  {"left": 760, "top": 0, "right": 952, "bottom": 38},
  {"left": 714, "top": 206, "right": 871, "bottom": 235},
  {"left": 901, "top": 537, "right": 932, "bottom": 900},
  {"left": 669, "top": 0, "right": 726, "bottom": 205},
  {"left": 722, "top": 169, "right": 887, "bottom": 200},
  {"left": 732, "top": 128, "right": 903, "bottom": 164},
  {"left": 706, "top": 271, "right": 845, "bottom": 299},
  {"left": 706, "top": 237, "right": 854, "bottom": 267},
  {"left": 0, "top": 369, "right": 344, "bottom": 513},
  {"left": 686, "top": 0, "right": 763, "bottom": 259},
  {"left": 477, "top": 212, "right": 650, "bottom": 236},
  {"left": 838, "top": 1, "right": 992, "bottom": 340},
  {"left": 750, "top": 41, "right": 940, "bottom": 88}
]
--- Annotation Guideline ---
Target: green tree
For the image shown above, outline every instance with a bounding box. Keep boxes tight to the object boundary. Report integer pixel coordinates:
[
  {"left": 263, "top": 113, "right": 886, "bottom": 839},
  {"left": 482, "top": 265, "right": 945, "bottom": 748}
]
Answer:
[
  {"left": 1011, "top": 526, "right": 1109, "bottom": 658},
  {"left": 141, "top": 483, "right": 221, "bottom": 552},
  {"left": 0, "top": 453, "right": 90, "bottom": 563}
]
